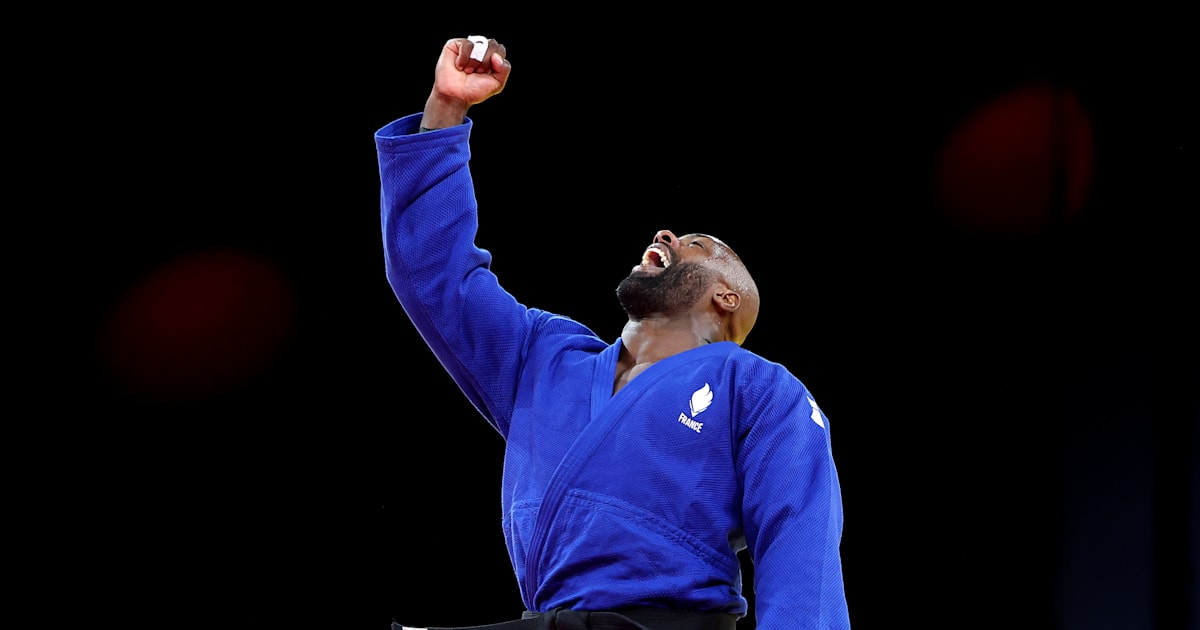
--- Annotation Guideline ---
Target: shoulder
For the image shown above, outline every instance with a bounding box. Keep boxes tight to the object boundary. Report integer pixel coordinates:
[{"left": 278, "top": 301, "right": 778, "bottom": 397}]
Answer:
[
  {"left": 721, "top": 345, "right": 816, "bottom": 408},
  {"left": 724, "top": 344, "right": 802, "bottom": 382},
  {"left": 526, "top": 309, "right": 610, "bottom": 354}
]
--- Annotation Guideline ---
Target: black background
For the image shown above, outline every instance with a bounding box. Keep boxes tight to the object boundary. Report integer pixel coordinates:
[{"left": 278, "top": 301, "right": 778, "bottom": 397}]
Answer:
[{"left": 53, "top": 7, "right": 1196, "bottom": 630}]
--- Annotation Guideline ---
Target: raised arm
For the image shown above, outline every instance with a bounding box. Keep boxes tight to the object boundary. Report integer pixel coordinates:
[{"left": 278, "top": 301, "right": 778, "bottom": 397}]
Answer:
[{"left": 376, "top": 36, "right": 532, "bottom": 438}]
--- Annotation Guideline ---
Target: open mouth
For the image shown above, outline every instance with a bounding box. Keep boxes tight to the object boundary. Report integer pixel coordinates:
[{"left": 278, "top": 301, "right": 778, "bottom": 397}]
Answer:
[{"left": 640, "top": 244, "right": 671, "bottom": 269}]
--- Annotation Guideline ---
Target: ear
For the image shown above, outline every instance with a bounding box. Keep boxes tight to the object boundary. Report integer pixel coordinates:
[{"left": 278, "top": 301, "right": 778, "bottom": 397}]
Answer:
[{"left": 712, "top": 288, "right": 741, "bottom": 313}]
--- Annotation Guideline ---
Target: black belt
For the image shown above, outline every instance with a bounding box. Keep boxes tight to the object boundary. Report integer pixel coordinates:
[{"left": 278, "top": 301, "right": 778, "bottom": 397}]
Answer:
[{"left": 392, "top": 607, "right": 739, "bottom": 630}]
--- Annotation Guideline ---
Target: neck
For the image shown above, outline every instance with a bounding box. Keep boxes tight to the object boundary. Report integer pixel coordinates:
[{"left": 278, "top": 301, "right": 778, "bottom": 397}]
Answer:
[{"left": 620, "top": 320, "right": 713, "bottom": 365}]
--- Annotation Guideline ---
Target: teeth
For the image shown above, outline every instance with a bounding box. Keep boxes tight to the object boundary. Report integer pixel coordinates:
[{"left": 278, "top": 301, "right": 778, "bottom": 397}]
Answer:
[{"left": 641, "top": 246, "right": 670, "bottom": 268}]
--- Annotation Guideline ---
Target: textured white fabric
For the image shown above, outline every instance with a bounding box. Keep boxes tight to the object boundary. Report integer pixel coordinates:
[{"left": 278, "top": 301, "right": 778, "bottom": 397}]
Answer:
[{"left": 467, "top": 35, "right": 488, "bottom": 61}]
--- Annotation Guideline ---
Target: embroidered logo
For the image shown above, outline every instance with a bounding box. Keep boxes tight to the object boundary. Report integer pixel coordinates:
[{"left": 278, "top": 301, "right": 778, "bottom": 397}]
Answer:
[
  {"left": 678, "top": 383, "right": 712, "bottom": 433},
  {"left": 808, "top": 395, "right": 825, "bottom": 428},
  {"left": 690, "top": 383, "right": 713, "bottom": 416}
]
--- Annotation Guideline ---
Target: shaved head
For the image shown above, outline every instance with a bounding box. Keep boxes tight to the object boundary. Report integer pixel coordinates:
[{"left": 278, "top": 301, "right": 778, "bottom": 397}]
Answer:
[{"left": 711, "top": 242, "right": 759, "bottom": 345}]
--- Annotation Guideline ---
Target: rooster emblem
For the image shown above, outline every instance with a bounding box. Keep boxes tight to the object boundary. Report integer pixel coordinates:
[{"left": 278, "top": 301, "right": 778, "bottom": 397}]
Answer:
[{"left": 690, "top": 383, "right": 713, "bottom": 417}]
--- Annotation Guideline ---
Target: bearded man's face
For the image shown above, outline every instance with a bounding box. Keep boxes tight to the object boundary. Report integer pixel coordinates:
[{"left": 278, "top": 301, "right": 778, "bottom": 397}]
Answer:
[{"left": 616, "top": 261, "right": 717, "bottom": 319}]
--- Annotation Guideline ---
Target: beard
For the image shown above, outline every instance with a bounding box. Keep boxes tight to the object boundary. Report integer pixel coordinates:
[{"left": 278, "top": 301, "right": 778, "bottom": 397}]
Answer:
[{"left": 616, "top": 261, "right": 717, "bottom": 319}]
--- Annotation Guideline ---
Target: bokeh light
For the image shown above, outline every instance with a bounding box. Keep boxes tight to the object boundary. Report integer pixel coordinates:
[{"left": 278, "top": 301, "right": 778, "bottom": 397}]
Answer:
[
  {"left": 934, "top": 82, "right": 1094, "bottom": 237},
  {"left": 99, "top": 248, "right": 296, "bottom": 400}
]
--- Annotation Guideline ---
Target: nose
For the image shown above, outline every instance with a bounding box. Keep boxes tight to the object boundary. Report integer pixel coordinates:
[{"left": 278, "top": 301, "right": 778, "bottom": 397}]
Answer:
[{"left": 653, "top": 230, "right": 677, "bottom": 246}]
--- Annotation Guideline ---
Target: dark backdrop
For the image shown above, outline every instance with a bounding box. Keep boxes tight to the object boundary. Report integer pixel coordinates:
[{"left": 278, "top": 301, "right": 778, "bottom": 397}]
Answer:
[{"left": 59, "top": 7, "right": 1194, "bottom": 630}]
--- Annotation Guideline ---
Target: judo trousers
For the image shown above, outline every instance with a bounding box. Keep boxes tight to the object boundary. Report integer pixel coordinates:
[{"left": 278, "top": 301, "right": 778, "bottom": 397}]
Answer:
[{"left": 392, "top": 607, "right": 738, "bottom": 630}]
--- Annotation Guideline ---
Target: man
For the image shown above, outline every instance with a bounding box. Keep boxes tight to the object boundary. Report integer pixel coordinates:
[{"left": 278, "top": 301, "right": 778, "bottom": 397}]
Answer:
[{"left": 375, "top": 35, "right": 851, "bottom": 630}]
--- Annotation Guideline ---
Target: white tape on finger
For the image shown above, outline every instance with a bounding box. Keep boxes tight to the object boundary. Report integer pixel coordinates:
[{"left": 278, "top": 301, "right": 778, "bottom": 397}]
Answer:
[{"left": 468, "top": 35, "right": 488, "bottom": 61}]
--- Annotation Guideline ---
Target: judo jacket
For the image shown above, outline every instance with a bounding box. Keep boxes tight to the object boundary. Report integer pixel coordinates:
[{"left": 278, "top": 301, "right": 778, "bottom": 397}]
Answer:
[{"left": 376, "top": 113, "right": 851, "bottom": 629}]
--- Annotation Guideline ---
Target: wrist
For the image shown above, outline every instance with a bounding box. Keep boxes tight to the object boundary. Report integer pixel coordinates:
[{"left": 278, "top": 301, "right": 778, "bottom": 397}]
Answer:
[{"left": 421, "top": 92, "right": 469, "bottom": 131}]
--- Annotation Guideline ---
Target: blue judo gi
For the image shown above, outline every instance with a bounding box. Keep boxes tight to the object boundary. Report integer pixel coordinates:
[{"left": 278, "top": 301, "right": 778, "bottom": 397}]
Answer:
[{"left": 376, "top": 114, "right": 851, "bottom": 630}]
